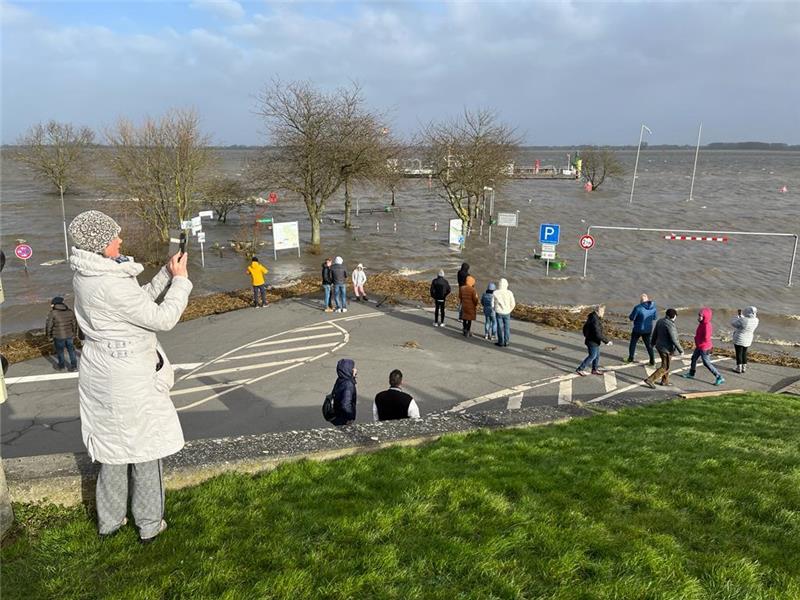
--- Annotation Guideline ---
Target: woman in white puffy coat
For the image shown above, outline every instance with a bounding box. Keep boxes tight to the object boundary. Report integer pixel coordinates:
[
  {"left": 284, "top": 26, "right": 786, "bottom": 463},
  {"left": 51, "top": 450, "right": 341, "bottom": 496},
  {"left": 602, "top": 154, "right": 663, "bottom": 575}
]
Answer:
[
  {"left": 731, "top": 306, "right": 759, "bottom": 374},
  {"left": 68, "top": 210, "right": 192, "bottom": 543}
]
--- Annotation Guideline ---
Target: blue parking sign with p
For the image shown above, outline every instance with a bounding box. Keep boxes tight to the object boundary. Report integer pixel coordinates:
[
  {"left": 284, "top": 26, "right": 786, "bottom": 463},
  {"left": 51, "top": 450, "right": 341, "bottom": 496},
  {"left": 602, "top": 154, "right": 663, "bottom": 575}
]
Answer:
[{"left": 539, "top": 223, "right": 560, "bottom": 244}]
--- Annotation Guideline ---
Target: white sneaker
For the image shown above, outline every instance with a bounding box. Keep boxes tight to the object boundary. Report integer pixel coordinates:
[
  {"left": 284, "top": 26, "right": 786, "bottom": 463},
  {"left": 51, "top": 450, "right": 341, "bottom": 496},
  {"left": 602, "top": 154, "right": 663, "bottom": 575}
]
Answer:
[
  {"left": 343, "top": 308, "right": 348, "bottom": 313},
  {"left": 439, "top": 323, "right": 445, "bottom": 328},
  {"left": 433, "top": 322, "right": 438, "bottom": 327}
]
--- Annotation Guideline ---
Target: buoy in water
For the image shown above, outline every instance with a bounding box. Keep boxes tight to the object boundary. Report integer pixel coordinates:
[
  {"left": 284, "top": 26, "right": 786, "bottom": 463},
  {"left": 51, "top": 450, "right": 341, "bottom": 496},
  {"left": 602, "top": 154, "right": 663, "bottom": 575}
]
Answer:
[
  {"left": 584, "top": 182, "right": 593, "bottom": 192},
  {"left": 393, "top": 222, "right": 397, "bottom": 233},
  {"left": 779, "top": 185, "right": 788, "bottom": 193},
  {"left": 377, "top": 222, "right": 380, "bottom": 232},
  {"left": 433, "top": 222, "right": 438, "bottom": 231}
]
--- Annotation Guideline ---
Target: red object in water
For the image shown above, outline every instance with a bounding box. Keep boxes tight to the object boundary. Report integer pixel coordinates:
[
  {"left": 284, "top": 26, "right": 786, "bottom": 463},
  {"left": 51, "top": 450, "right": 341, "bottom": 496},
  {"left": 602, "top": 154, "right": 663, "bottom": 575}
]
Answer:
[
  {"left": 268, "top": 192, "right": 278, "bottom": 204},
  {"left": 14, "top": 244, "right": 33, "bottom": 260},
  {"left": 584, "top": 182, "right": 593, "bottom": 192},
  {"left": 579, "top": 234, "right": 595, "bottom": 250}
]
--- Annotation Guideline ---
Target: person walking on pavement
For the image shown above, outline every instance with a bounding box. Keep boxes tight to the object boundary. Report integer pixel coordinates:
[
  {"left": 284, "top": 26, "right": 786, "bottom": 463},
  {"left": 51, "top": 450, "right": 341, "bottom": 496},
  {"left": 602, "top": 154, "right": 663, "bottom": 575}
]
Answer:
[
  {"left": 321, "top": 257, "right": 334, "bottom": 312},
  {"left": 459, "top": 275, "right": 479, "bottom": 337},
  {"left": 492, "top": 278, "right": 516, "bottom": 347},
  {"left": 68, "top": 210, "right": 192, "bottom": 543},
  {"left": 731, "top": 306, "right": 759, "bottom": 373},
  {"left": 430, "top": 269, "right": 451, "bottom": 327},
  {"left": 627, "top": 293, "right": 657, "bottom": 365},
  {"left": 373, "top": 369, "right": 420, "bottom": 422},
  {"left": 331, "top": 358, "right": 357, "bottom": 426},
  {"left": 644, "top": 308, "right": 683, "bottom": 388},
  {"left": 456, "top": 262, "right": 470, "bottom": 287},
  {"left": 481, "top": 283, "right": 497, "bottom": 340},
  {"left": 46, "top": 296, "right": 79, "bottom": 371},
  {"left": 576, "top": 305, "right": 612, "bottom": 376},
  {"left": 331, "top": 256, "right": 348, "bottom": 313},
  {"left": 352, "top": 263, "right": 368, "bottom": 301},
  {"left": 681, "top": 307, "right": 725, "bottom": 385},
  {"left": 246, "top": 257, "right": 269, "bottom": 308}
]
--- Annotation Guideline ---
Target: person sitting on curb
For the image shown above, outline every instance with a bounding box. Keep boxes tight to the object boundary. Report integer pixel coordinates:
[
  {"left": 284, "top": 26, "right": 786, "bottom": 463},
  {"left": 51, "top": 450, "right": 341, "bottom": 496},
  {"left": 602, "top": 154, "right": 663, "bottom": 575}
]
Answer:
[
  {"left": 430, "top": 270, "right": 451, "bottom": 327},
  {"left": 681, "top": 307, "right": 725, "bottom": 386},
  {"left": 246, "top": 257, "right": 269, "bottom": 308},
  {"left": 373, "top": 369, "right": 420, "bottom": 422},
  {"left": 731, "top": 306, "right": 759, "bottom": 374},
  {"left": 644, "top": 308, "right": 683, "bottom": 388},
  {"left": 627, "top": 293, "right": 657, "bottom": 365},
  {"left": 46, "top": 296, "right": 79, "bottom": 372},
  {"left": 331, "top": 358, "right": 357, "bottom": 426},
  {"left": 576, "top": 305, "right": 612, "bottom": 376}
]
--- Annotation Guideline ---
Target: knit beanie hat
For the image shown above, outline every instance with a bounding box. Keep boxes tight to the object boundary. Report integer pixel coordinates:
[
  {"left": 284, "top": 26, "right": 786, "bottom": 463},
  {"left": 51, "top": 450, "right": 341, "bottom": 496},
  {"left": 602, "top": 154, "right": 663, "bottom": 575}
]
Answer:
[
  {"left": 488, "top": 282, "right": 496, "bottom": 291},
  {"left": 68, "top": 210, "right": 121, "bottom": 253},
  {"left": 51, "top": 296, "right": 64, "bottom": 305},
  {"left": 334, "top": 256, "right": 343, "bottom": 265},
  {"left": 438, "top": 269, "right": 445, "bottom": 277}
]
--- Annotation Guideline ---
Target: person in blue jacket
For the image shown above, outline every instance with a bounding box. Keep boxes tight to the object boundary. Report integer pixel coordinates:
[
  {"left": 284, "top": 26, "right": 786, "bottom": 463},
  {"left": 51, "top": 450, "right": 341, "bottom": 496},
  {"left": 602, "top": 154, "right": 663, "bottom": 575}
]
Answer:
[
  {"left": 331, "top": 358, "right": 357, "bottom": 426},
  {"left": 627, "top": 293, "right": 657, "bottom": 365}
]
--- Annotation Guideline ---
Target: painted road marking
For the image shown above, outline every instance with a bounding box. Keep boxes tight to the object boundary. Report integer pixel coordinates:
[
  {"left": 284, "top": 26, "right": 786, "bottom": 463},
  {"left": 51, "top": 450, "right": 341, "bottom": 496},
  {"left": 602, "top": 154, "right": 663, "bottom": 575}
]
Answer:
[
  {"left": 557, "top": 379, "right": 573, "bottom": 405},
  {"left": 248, "top": 332, "right": 341, "bottom": 347},
  {"left": 215, "top": 343, "right": 339, "bottom": 363},
  {"left": 506, "top": 392, "right": 523, "bottom": 410},
  {"left": 186, "top": 356, "right": 314, "bottom": 379},
  {"left": 644, "top": 364, "right": 657, "bottom": 377},
  {"left": 171, "top": 380, "right": 246, "bottom": 396},
  {"left": 587, "top": 358, "right": 729, "bottom": 404},
  {"left": 603, "top": 371, "right": 617, "bottom": 392},
  {"left": 6, "top": 362, "right": 204, "bottom": 386}
]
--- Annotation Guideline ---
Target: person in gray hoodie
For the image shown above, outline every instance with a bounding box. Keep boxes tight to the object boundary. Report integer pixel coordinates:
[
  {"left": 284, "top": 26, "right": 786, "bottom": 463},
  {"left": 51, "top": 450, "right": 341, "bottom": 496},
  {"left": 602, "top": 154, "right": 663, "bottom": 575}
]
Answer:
[
  {"left": 731, "top": 306, "right": 759, "bottom": 373},
  {"left": 45, "top": 296, "right": 79, "bottom": 371},
  {"left": 644, "top": 308, "right": 683, "bottom": 388},
  {"left": 491, "top": 278, "right": 516, "bottom": 347},
  {"left": 330, "top": 256, "right": 348, "bottom": 312}
]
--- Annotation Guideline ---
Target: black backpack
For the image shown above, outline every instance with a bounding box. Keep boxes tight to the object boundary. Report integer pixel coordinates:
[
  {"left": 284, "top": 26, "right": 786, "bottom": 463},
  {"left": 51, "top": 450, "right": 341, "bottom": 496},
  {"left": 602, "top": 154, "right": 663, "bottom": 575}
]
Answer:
[{"left": 322, "top": 387, "right": 336, "bottom": 423}]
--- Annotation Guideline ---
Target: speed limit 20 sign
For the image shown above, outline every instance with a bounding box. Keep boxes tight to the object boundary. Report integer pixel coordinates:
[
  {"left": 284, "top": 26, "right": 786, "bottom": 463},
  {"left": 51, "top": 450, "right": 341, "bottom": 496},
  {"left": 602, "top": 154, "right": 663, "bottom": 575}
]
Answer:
[{"left": 579, "top": 234, "right": 595, "bottom": 250}]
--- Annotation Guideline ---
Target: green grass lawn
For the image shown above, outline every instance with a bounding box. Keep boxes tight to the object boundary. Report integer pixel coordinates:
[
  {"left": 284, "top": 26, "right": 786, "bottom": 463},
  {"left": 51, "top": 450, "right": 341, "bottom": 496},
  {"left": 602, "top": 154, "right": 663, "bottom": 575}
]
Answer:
[{"left": 3, "top": 393, "right": 800, "bottom": 599}]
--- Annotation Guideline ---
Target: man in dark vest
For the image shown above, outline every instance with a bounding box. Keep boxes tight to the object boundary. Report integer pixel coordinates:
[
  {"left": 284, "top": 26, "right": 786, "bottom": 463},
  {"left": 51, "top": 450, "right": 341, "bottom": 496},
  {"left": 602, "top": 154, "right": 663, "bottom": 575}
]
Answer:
[{"left": 373, "top": 369, "right": 420, "bottom": 422}]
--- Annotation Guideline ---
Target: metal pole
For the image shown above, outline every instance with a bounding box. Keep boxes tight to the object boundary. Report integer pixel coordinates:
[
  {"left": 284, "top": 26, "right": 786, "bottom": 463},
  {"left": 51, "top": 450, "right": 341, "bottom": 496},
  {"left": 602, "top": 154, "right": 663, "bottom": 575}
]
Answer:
[
  {"left": 200, "top": 242, "right": 205, "bottom": 268},
  {"left": 582, "top": 227, "right": 591, "bottom": 278},
  {"left": 688, "top": 123, "right": 702, "bottom": 202},
  {"left": 789, "top": 235, "right": 798, "bottom": 287},
  {"left": 503, "top": 227, "right": 509, "bottom": 271},
  {"left": 488, "top": 188, "right": 495, "bottom": 245},
  {"left": 356, "top": 197, "right": 360, "bottom": 216},
  {"left": 546, "top": 259, "right": 550, "bottom": 277},
  {"left": 629, "top": 124, "right": 650, "bottom": 205},
  {"left": 60, "top": 185, "right": 69, "bottom": 261}
]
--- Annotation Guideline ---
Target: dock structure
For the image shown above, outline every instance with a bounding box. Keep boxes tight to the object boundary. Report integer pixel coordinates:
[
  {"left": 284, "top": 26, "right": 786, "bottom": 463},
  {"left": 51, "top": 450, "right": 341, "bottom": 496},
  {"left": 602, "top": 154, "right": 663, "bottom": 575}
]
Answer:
[{"left": 398, "top": 159, "right": 579, "bottom": 181}]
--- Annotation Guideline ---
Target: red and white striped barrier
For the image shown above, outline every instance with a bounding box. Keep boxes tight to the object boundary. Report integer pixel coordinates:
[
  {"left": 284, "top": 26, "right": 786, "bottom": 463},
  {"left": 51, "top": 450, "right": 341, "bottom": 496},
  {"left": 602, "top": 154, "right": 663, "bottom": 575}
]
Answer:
[{"left": 664, "top": 234, "right": 728, "bottom": 242}]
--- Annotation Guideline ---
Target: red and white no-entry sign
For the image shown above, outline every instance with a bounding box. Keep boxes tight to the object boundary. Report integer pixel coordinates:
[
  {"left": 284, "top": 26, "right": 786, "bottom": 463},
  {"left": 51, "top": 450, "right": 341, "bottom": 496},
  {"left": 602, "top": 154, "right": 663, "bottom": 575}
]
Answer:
[
  {"left": 579, "top": 234, "right": 595, "bottom": 250},
  {"left": 664, "top": 234, "right": 728, "bottom": 242},
  {"left": 14, "top": 244, "right": 33, "bottom": 260}
]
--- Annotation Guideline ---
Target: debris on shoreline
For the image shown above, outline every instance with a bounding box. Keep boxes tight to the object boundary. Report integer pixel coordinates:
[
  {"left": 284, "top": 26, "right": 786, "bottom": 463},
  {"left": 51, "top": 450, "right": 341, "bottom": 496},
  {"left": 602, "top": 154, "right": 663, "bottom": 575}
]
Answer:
[{"left": 3, "top": 272, "right": 798, "bottom": 370}]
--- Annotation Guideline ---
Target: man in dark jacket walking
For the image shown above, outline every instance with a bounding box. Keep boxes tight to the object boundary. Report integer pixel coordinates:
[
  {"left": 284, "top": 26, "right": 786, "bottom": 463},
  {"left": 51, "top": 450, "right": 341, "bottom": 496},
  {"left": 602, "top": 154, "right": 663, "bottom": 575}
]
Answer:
[
  {"left": 644, "top": 308, "right": 684, "bottom": 388},
  {"left": 429, "top": 270, "right": 451, "bottom": 327},
  {"left": 46, "top": 296, "right": 79, "bottom": 371},
  {"left": 576, "top": 305, "right": 612, "bottom": 376},
  {"left": 331, "top": 256, "right": 348, "bottom": 313},
  {"left": 331, "top": 358, "right": 357, "bottom": 426},
  {"left": 627, "top": 293, "right": 657, "bottom": 365},
  {"left": 321, "top": 258, "right": 334, "bottom": 312}
]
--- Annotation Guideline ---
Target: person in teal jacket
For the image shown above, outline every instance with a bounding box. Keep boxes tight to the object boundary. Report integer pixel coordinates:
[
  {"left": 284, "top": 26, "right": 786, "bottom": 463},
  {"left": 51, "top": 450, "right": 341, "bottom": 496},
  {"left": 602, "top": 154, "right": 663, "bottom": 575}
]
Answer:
[{"left": 627, "top": 293, "right": 657, "bottom": 365}]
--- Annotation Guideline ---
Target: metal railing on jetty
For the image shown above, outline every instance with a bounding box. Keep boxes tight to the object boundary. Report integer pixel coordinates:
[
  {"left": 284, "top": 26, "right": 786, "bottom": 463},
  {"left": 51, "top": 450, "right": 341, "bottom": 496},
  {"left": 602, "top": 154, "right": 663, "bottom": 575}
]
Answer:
[{"left": 398, "top": 161, "right": 578, "bottom": 180}]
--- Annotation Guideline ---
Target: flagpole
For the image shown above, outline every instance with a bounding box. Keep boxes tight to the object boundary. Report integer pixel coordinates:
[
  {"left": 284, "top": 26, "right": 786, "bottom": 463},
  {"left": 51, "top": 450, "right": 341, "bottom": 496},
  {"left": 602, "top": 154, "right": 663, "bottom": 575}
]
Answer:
[
  {"left": 629, "top": 124, "right": 651, "bottom": 205},
  {"left": 688, "top": 123, "right": 702, "bottom": 202}
]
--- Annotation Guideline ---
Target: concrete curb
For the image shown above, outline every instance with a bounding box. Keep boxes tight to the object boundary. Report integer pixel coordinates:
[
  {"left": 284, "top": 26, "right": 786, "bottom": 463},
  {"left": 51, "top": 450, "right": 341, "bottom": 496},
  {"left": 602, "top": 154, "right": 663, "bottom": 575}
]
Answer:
[{"left": 4, "top": 397, "right": 671, "bottom": 507}]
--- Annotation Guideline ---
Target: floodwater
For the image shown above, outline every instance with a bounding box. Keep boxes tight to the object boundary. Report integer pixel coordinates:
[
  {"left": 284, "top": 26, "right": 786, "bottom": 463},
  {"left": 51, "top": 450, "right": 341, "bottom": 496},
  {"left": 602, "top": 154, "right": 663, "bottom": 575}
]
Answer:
[{"left": 1, "top": 148, "right": 799, "bottom": 353}]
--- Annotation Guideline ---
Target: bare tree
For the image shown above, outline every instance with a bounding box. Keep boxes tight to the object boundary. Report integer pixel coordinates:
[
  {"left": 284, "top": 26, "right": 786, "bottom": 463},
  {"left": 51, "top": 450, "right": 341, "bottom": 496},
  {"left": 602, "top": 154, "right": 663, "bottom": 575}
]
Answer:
[
  {"left": 255, "top": 80, "right": 369, "bottom": 247},
  {"left": 421, "top": 109, "right": 518, "bottom": 242},
  {"left": 13, "top": 121, "right": 95, "bottom": 260},
  {"left": 202, "top": 176, "right": 250, "bottom": 223},
  {"left": 105, "top": 109, "right": 214, "bottom": 241},
  {"left": 581, "top": 147, "right": 624, "bottom": 191}
]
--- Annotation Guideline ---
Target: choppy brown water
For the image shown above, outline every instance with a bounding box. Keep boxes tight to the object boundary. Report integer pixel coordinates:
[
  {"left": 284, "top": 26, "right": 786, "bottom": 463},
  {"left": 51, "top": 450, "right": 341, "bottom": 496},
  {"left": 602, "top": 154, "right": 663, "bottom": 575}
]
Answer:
[{"left": 2, "top": 148, "right": 799, "bottom": 353}]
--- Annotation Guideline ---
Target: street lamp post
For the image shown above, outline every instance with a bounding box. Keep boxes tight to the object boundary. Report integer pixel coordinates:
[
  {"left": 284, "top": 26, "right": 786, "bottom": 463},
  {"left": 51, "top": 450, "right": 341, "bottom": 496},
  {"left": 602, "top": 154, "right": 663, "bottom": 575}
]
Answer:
[
  {"left": 484, "top": 186, "right": 495, "bottom": 245},
  {"left": 629, "top": 124, "right": 652, "bottom": 205}
]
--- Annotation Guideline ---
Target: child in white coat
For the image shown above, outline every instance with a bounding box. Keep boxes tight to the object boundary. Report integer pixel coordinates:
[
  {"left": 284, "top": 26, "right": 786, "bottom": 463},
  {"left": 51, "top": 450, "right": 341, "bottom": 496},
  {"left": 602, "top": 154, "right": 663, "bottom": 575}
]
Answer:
[{"left": 352, "top": 263, "right": 368, "bottom": 301}]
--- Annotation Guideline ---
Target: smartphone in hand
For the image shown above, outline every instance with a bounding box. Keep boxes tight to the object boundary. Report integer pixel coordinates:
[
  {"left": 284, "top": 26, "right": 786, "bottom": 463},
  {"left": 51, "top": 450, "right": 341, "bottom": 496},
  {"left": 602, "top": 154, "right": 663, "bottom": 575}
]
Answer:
[{"left": 179, "top": 232, "right": 187, "bottom": 256}]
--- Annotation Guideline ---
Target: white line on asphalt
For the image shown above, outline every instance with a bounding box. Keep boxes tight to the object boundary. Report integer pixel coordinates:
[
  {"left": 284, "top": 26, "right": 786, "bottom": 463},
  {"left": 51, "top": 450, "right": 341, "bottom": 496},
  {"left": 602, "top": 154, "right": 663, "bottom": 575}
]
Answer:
[
  {"left": 185, "top": 356, "right": 314, "bottom": 379},
  {"left": 6, "top": 361, "right": 203, "bottom": 386},
  {"left": 171, "top": 380, "right": 246, "bottom": 396},
  {"left": 216, "top": 343, "right": 339, "bottom": 362},
  {"left": 587, "top": 358, "right": 729, "bottom": 404},
  {"left": 644, "top": 364, "right": 657, "bottom": 377},
  {"left": 506, "top": 392, "right": 523, "bottom": 410},
  {"left": 248, "top": 332, "right": 342, "bottom": 347},
  {"left": 603, "top": 371, "right": 617, "bottom": 392},
  {"left": 557, "top": 379, "right": 573, "bottom": 405},
  {"left": 292, "top": 324, "right": 337, "bottom": 333}
]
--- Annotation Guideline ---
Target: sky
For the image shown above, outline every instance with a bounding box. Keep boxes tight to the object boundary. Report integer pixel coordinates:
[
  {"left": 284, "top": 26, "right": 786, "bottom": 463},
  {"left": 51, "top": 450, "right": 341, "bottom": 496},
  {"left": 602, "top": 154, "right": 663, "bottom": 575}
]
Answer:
[{"left": 1, "top": 1, "right": 799, "bottom": 146}]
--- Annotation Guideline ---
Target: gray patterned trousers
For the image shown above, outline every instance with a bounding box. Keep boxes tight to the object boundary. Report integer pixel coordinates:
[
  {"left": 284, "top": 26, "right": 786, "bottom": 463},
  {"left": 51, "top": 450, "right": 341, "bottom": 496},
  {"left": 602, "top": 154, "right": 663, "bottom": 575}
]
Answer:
[{"left": 96, "top": 460, "right": 164, "bottom": 538}]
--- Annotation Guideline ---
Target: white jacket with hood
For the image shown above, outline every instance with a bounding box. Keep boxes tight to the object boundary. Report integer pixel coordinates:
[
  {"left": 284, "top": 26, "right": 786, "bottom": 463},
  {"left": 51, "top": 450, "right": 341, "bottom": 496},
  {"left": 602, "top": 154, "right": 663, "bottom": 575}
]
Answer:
[
  {"left": 70, "top": 248, "right": 193, "bottom": 464},
  {"left": 492, "top": 278, "right": 516, "bottom": 315},
  {"left": 731, "top": 306, "right": 759, "bottom": 347}
]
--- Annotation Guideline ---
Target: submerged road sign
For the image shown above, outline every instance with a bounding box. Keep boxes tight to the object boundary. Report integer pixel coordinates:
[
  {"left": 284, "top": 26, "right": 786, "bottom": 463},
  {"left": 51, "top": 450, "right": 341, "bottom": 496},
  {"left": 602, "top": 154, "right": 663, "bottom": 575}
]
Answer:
[{"left": 539, "top": 224, "right": 560, "bottom": 245}]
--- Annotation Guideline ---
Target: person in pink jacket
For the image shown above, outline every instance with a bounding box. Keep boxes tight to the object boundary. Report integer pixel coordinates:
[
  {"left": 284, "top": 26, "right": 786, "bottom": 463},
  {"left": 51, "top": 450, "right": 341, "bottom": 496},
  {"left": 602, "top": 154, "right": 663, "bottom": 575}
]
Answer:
[{"left": 681, "top": 307, "right": 725, "bottom": 385}]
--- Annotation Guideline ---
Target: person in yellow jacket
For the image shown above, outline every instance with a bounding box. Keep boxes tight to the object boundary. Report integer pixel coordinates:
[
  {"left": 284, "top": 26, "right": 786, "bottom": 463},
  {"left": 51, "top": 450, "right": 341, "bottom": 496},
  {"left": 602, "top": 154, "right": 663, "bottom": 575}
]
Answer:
[{"left": 247, "top": 257, "right": 269, "bottom": 308}]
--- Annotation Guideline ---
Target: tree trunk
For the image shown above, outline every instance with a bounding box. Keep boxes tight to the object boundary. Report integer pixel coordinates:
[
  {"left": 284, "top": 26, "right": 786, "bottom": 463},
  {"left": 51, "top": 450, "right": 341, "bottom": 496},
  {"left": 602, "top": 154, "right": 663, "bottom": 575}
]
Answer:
[
  {"left": 343, "top": 177, "right": 352, "bottom": 229},
  {"left": 59, "top": 185, "right": 69, "bottom": 261},
  {"left": 310, "top": 214, "right": 321, "bottom": 246},
  {"left": 391, "top": 188, "right": 396, "bottom": 207}
]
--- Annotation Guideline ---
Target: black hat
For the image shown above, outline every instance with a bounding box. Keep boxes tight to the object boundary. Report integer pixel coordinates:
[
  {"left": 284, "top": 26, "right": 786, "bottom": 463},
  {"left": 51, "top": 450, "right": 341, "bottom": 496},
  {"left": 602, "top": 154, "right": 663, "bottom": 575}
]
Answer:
[{"left": 52, "top": 296, "right": 64, "bottom": 305}]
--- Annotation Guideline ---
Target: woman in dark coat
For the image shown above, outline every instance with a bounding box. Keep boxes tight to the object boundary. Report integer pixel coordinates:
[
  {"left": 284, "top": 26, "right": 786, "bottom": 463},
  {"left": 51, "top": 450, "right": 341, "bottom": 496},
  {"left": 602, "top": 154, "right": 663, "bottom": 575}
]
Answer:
[
  {"left": 331, "top": 358, "right": 357, "bottom": 426},
  {"left": 459, "top": 275, "right": 479, "bottom": 337},
  {"left": 576, "top": 305, "right": 612, "bottom": 375},
  {"left": 456, "top": 262, "right": 470, "bottom": 287}
]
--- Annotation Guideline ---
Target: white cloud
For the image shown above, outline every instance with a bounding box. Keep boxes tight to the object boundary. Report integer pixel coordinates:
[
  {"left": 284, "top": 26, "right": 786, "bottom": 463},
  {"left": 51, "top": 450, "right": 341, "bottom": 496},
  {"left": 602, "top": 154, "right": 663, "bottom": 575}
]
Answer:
[{"left": 190, "top": 0, "right": 245, "bottom": 21}]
